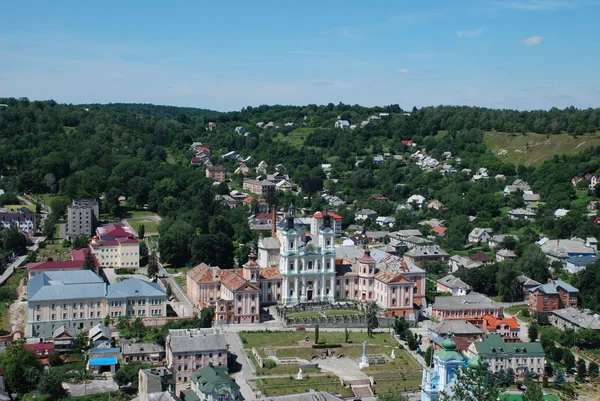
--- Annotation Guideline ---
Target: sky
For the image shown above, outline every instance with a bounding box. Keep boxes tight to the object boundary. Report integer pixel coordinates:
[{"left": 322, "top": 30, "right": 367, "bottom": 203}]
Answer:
[{"left": 0, "top": 0, "right": 599, "bottom": 111}]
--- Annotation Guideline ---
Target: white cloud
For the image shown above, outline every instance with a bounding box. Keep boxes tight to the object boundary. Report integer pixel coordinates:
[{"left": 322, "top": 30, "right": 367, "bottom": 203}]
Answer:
[
  {"left": 522, "top": 35, "right": 544, "bottom": 46},
  {"left": 456, "top": 26, "right": 485, "bottom": 39},
  {"left": 397, "top": 68, "right": 409, "bottom": 73},
  {"left": 491, "top": 1, "right": 575, "bottom": 10},
  {"left": 343, "top": 28, "right": 355, "bottom": 39}
]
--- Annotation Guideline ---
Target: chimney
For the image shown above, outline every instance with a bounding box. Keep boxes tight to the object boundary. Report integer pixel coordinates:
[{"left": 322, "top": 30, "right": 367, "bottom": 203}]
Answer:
[{"left": 271, "top": 205, "right": 277, "bottom": 237}]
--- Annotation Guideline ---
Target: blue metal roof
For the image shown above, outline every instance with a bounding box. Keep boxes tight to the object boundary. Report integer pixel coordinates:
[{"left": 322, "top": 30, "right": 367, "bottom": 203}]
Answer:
[
  {"left": 28, "top": 271, "right": 106, "bottom": 302},
  {"left": 90, "top": 347, "right": 120, "bottom": 354},
  {"left": 89, "top": 357, "right": 117, "bottom": 366},
  {"left": 555, "top": 279, "right": 579, "bottom": 293},
  {"left": 567, "top": 256, "right": 596, "bottom": 265},
  {"left": 106, "top": 278, "right": 166, "bottom": 299}
]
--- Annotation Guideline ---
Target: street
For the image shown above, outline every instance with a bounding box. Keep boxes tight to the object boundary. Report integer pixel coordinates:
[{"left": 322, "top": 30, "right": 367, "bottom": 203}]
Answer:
[{"left": 158, "top": 261, "right": 195, "bottom": 317}]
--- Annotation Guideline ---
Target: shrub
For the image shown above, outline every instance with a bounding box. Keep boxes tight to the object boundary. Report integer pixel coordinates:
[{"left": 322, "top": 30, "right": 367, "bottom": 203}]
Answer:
[
  {"left": 312, "top": 344, "right": 341, "bottom": 349},
  {"left": 115, "top": 268, "right": 136, "bottom": 275},
  {"left": 263, "top": 359, "right": 277, "bottom": 369}
]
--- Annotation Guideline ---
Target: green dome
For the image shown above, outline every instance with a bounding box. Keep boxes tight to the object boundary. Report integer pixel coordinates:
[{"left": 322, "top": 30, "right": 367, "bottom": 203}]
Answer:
[
  {"left": 441, "top": 336, "right": 457, "bottom": 351},
  {"left": 468, "top": 355, "right": 482, "bottom": 369}
]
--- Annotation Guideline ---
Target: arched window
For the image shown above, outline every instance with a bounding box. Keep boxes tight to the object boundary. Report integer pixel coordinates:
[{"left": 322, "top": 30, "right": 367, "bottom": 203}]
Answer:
[
  {"left": 289, "top": 241, "right": 295, "bottom": 249},
  {"left": 289, "top": 262, "right": 294, "bottom": 271},
  {"left": 308, "top": 261, "right": 313, "bottom": 270}
]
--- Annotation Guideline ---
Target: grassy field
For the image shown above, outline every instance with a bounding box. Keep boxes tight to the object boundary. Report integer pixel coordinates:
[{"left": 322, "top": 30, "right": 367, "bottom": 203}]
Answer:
[
  {"left": 126, "top": 216, "right": 159, "bottom": 234},
  {"left": 30, "top": 194, "right": 69, "bottom": 209},
  {"left": 484, "top": 132, "right": 600, "bottom": 166},
  {"left": 504, "top": 304, "right": 531, "bottom": 322},
  {"left": 275, "top": 127, "right": 314, "bottom": 149},
  {"left": 257, "top": 376, "right": 354, "bottom": 398},
  {"left": 240, "top": 331, "right": 396, "bottom": 348},
  {"left": 3, "top": 204, "right": 36, "bottom": 212},
  {"left": 573, "top": 190, "right": 594, "bottom": 210},
  {"left": 37, "top": 242, "right": 72, "bottom": 261}
]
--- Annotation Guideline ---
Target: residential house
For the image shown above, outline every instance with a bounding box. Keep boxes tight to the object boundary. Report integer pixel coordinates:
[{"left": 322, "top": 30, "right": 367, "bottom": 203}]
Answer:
[
  {"left": 436, "top": 275, "right": 472, "bottom": 296},
  {"left": 221, "top": 151, "right": 238, "bottom": 160},
  {"left": 565, "top": 256, "right": 597, "bottom": 273},
  {"left": 427, "top": 200, "right": 444, "bottom": 210},
  {"left": 406, "top": 194, "right": 426, "bottom": 209},
  {"left": 106, "top": 278, "right": 167, "bottom": 319},
  {"left": 90, "top": 224, "right": 140, "bottom": 269},
  {"left": 256, "top": 161, "right": 269, "bottom": 175},
  {"left": 0, "top": 331, "right": 24, "bottom": 353},
  {"left": 554, "top": 208, "right": 570, "bottom": 219},
  {"left": 52, "top": 325, "right": 75, "bottom": 351},
  {"left": 507, "top": 208, "right": 536, "bottom": 221},
  {"left": 355, "top": 209, "right": 378, "bottom": 221},
  {"left": 448, "top": 255, "right": 483, "bottom": 272},
  {"left": 390, "top": 229, "right": 423, "bottom": 241},
  {"left": 481, "top": 314, "right": 520, "bottom": 342},
  {"left": 342, "top": 234, "right": 368, "bottom": 246},
  {"left": 215, "top": 194, "right": 237, "bottom": 209},
  {"left": 0, "top": 211, "right": 36, "bottom": 234},
  {"left": 401, "top": 140, "right": 414, "bottom": 146},
  {"left": 255, "top": 122, "right": 265, "bottom": 128},
  {"left": 365, "top": 231, "right": 390, "bottom": 243},
  {"left": 184, "top": 364, "right": 243, "bottom": 401},
  {"left": 466, "top": 334, "right": 545, "bottom": 380},
  {"left": 242, "top": 179, "right": 275, "bottom": 195},
  {"left": 403, "top": 245, "right": 449, "bottom": 266},
  {"left": 399, "top": 235, "right": 432, "bottom": 249},
  {"left": 67, "top": 198, "right": 99, "bottom": 237},
  {"left": 496, "top": 249, "right": 517, "bottom": 262},
  {"left": 431, "top": 292, "right": 503, "bottom": 321},
  {"left": 528, "top": 279, "right": 579, "bottom": 314},
  {"left": 428, "top": 320, "right": 483, "bottom": 341},
  {"left": 539, "top": 237, "right": 596, "bottom": 263},
  {"left": 205, "top": 166, "right": 226, "bottom": 182},
  {"left": 27, "top": 249, "right": 90, "bottom": 279},
  {"left": 587, "top": 201, "right": 598, "bottom": 211},
  {"left": 470, "top": 253, "right": 493, "bottom": 265},
  {"left": 468, "top": 228, "right": 492, "bottom": 243},
  {"left": 122, "top": 340, "right": 165, "bottom": 364},
  {"left": 206, "top": 122, "right": 217, "bottom": 131},
  {"left": 334, "top": 120, "right": 350, "bottom": 130},
  {"left": 489, "top": 234, "right": 519, "bottom": 249},
  {"left": 89, "top": 323, "right": 112, "bottom": 347},
  {"left": 431, "top": 226, "right": 447, "bottom": 237},
  {"left": 234, "top": 126, "right": 246, "bottom": 135},
  {"left": 165, "top": 328, "right": 228, "bottom": 383},
  {"left": 375, "top": 216, "right": 396, "bottom": 228},
  {"left": 372, "top": 194, "right": 389, "bottom": 201},
  {"left": 313, "top": 211, "right": 342, "bottom": 238},
  {"left": 523, "top": 193, "right": 541, "bottom": 209},
  {"left": 550, "top": 307, "right": 600, "bottom": 332},
  {"left": 87, "top": 347, "right": 120, "bottom": 373},
  {"left": 275, "top": 180, "right": 293, "bottom": 192},
  {"left": 25, "top": 341, "right": 55, "bottom": 359},
  {"left": 234, "top": 163, "right": 249, "bottom": 176}
]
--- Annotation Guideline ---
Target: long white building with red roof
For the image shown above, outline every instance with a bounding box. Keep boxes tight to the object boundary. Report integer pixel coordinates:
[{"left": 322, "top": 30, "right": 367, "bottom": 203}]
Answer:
[
  {"left": 187, "top": 208, "right": 426, "bottom": 324},
  {"left": 90, "top": 224, "right": 140, "bottom": 269}
]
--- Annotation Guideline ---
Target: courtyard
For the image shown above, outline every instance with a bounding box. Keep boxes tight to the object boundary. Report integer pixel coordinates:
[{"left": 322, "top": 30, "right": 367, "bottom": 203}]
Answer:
[{"left": 240, "top": 330, "right": 422, "bottom": 398}]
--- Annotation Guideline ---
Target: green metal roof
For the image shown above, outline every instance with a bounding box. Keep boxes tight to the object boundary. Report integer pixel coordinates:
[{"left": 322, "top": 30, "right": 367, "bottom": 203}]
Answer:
[
  {"left": 190, "top": 365, "right": 240, "bottom": 393},
  {"left": 475, "top": 334, "right": 545, "bottom": 356},
  {"left": 437, "top": 349, "right": 467, "bottom": 362}
]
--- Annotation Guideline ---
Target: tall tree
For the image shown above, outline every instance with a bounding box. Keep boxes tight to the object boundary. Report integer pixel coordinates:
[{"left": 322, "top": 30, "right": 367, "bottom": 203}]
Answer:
[
  {"left": 439, "top": 359, "right": 500, "bottom": 401},
  {"left": 522, "top": 382, "right": 544, "bottom": 401},
  {"left": 38, "top": 370, "right": 67, "bottom": 401},
  {"left": 424, "top": 346, "right": 434, "bottom": 367},
  {"left": 82, "top": 250, "right": 96, "bottom": 273},
  {"left": 138, "top": 224, "right": 145, "bottom": 240},
  {"left": 589, "top": 361, "right": 599, "bottom": 379},
  {"left": 147, "top": 250, "right": 159, "bottom": 278},
  {"left": 190, "top": 233, "right": 234, "bottom": 268},
  {"left": 517, "top": 244, "right": 550, "bottom": 283},
  {"left": 0, "top": 340, "right": 43, "bottom": 394},
  {"left": 71, "top": 235, "right": 89, "bottom": 249},
  {"left": 577, "top": 358, "right": 587, "bottom": 382},
  {"left": 495, "top": 261, "right": 519, "bottom": 302},
  {"left": 528, "top": 324, "right": 539, "bottom": 342},
  {"left": 365, "top": 301, "right": 379, "bottom": 338}
]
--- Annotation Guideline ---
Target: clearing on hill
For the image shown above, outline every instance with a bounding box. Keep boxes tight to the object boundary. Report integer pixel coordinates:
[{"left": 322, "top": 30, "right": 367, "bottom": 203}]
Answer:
[{"left": 484, "top": 132, "right": 600, "bottom": 166}]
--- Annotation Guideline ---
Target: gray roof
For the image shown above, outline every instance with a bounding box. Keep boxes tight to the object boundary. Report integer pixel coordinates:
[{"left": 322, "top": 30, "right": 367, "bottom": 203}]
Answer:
[
  {"left": 496, "top": 249, "right": 517, "bottom": 258},
  {"left": 404, "top": 245, "right": 449, "bottom": 258},
  {"left": 167, "top": 329, "right": 227, "bottom": 354},
  {"left": 551, "top": 308, "right": 600, "bottom": 330},
  {"left": 529, "top": 280, "right": 579, "bottom": 295},
  {"left": 392, "top": 229, "right": 424, "bottom": 238},
  {"left": 567, "top": 256, "right": 597, "bottom": 266},
  {"left": 491, "top": 234, "right": 519, "bottom": 243},
  {"left": 523, "top": 193, "right": 541, "bottom": 202},
  {"left": 516, "top": 275, "right": 541, "bottom": 287},
  {"left": 107, "top": 278, "right": 166, "bottom": 299},
  {"left": 261, "top": 392, "right": 344, "bottom": 401},
  {"left": 436, "top": 275, "right": 472, "bottom": 290},
  {"left": 52, "top": 325, "right": 75, "bottom": 339},
  {"left": 429, "top": 319, "right": 483, "bottom": 336},
  {"left": 28, "top": 271, "right": 106, "bottom": 302},
  {"left": 356, "top": 209, "right": 377, "bottom": 216},
  {"left": 122, "top": 341, "right": 164, "bottom": 355},
  {"left": 89, "top": 323, "right": 111, "bottom": 341},
  {"left": 433, "top": 292, "right": 500, "bottom": 310},
  {"left": 540, "top": 238, "right": 595, "bottom": 258}
]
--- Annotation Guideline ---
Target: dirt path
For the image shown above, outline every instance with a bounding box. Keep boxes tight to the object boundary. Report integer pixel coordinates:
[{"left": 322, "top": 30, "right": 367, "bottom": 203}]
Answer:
[{"left": 9, "top": 278, "right": 27, "bottom": 333}]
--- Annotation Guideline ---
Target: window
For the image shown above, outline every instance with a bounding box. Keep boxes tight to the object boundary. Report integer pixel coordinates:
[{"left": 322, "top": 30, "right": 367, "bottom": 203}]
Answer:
[
  {"left": 289, "top": 241, "right": 294, "bottom": 249},
  {"left": 63, "top": 313, "right": 67, "bottom": 319},
  {"left": 51, "top": 304, "right": 55, "bottom": 310}
]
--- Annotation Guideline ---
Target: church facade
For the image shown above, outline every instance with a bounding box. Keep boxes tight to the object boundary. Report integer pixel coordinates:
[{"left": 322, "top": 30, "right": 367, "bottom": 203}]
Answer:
[{"left": 186, "top": 207, "right": 426, "bottom": 324}]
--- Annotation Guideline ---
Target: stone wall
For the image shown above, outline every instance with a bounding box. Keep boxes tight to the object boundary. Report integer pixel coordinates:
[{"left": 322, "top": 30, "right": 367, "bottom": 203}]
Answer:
[{"left": 252, "top": 347, "right": 264, "bottom": 368}]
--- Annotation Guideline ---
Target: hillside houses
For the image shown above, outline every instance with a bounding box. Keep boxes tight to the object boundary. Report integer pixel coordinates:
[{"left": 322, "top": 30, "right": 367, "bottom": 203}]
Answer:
[{"left": 468, "top": 228, "right": 492, "bottom": 243}]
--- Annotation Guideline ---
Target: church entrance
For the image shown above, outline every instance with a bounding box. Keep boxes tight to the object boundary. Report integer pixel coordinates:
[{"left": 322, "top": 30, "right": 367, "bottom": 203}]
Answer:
[{"left": 307, "top": 284, "right": 314, "bottom": 301}]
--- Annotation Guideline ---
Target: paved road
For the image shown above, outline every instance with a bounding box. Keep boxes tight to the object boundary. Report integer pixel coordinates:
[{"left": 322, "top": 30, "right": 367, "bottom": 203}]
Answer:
[
  {"left": 225, "top": 332, "right": 257, "bottom": 400},
  {"left": 158, "top": 261, "right": 195, "bottom": 317}
]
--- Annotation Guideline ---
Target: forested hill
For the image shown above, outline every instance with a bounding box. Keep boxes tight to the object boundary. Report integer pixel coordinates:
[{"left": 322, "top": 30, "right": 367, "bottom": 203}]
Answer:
[{"left": 79, "top": 103, "right": 220, "bottom": 118}]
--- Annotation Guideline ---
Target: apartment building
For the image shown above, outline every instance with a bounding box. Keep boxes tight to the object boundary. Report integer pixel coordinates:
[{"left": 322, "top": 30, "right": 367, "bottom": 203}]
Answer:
[
  {"left": 0, "top": 211, "right": 36, "bottom": 234},
  {"left": 528, "top": 279, "right": 579, "bottom": 314},
  {"left": 67, "top": 199, "right": 99, "bottom": 237},
  {"left": 242, "top": 178, "right": 276, "bottom": 195},
  {"left": 165, "top": 329, "right": 228, "bottom": 383},
  {"left": 106, "top": 278, "right": 167, "bottom": 318},
  {"left": 431, "top": 292, "right": 503, "bottom": 321},
  {"left": 205, "top": 166, "right": 226, "bottom": 182}
]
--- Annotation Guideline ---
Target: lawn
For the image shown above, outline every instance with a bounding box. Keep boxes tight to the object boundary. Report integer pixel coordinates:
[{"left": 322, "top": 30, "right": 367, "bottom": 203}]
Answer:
[
  {"left": 324, "top": 310, "right": 363, "bottom": 317},
  {"left": 166, "top": 267, "right": 188, "bottom": 275},
  {"left": 128, "top": 210, "right": 156, "bottom": 217},
  {"left": 3, "top": 204, "right": 36, "bottom": 212},
  {"left": 246, "top": 352, "right": 321, "bottom": 376},
  {"left": 504, "top": 304, "right": 531, "bottom": 322},
  {"left": 257, "top": 376, "right": 354, "bottom": 398},
  {"left": 572, "top": 190, "right": 594, "bottom": 210},
  {"left": 274, "top": 344, "right": 395, "bottom": 360},
  {"left": 286, "top": 311, "right": 322, "bottom": 319},
  {"left": 37, "top": 242, "right": 72, "bottom": 262},
  {"left": 484, "top": 132, "right": 600, "bottom": 167},
  {"left": 274, "top": 128, "right": 315, "bottom": 150},
  {"left": 126, "top": 216, "right": 159, "bottom": 234},
  {"left": 240, "top": 331, "right": 396, "bottom": 349},
  {"left": 499, "top": 395, "right": 559, "bottom": 401}
]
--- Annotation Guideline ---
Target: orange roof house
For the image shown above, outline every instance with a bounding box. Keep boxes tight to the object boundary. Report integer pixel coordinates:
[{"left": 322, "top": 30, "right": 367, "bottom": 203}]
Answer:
[{"left": 481, "top": 313, "right": 521, "bottom": 342}]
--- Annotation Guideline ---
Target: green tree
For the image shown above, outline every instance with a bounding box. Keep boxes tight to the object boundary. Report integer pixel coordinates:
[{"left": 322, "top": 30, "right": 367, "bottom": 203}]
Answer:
[
  {"left": 190, "top": 233, "right": 235, "bottom": 268},
  {"left": 115, "top": 362, "right": 146, "bottom": 388},
  {"left": 104, "top": 314, "right": 112, "bottom": 327},
  {"left": 506, "top": 368, "right": 515, "bottom": 386},
  {"left": 577, "top": 358, "right": 587, "bottom": 382},
  {"left": 495, "top": 261, "right": 519, "bottom": 302},
  {"left": 553, "top": 369, "right": 566, "bottom": 387},
  {"left": 393, "top": 317, "right": 410, "bottom": 335},
  {"left": 165, "top": 282, "right": 172, "bottom": 299},
  {"left": 405, "top": 330, "right": 418, "bottom": 351},
  {"left": 424, "top": 346, "right": 434, "bottom": 367},
  {"left": 82, "top": 250, "right": 96, "bottom": 273},
  {"left": 523, "top": 382, "right": 544, "bottom": 401},
  {"left": 365, "top": 301, "right": 379, "bottom": 338},
  {"left": 147, "top": 250, "right": 159, "bottom": 278},
  {"left": 159, "top": 220, "right": 194, "bottom": 266},
  {"left": 71, "top": 235, "right": 89, "bottom": 249},
  {"left": 589, "top": 361, "right": 599, "bottom": 379},
  {"left": 344, "top": 328, "right": 350, "bottom": 343},
  {"left": 517, "top": 244, "right": 550, "bottom": 284},
  {"left": 73, "top": 331, "right": 88, "bottom": 352},
  {"left": 199, "top": 307, "right": 215, "bottom": 328},
  {"left": 138, "top": 224, "right": 145, "bottom": 239},
  {"left": 528, "top": 324, "right": 539, "bottom": 342},
  {"left": 0, "top": 340, "right": 43, "bottom": 394},
  {"left": 563, "top": 350, "right": 576, "bottom": 371},
  {"left": 47, "top": 352, "right": 63, "bottom": 367},
  {"left": 38, "top": 370, "right": 67, "bottom": 401},
  {"left": 139, "top": 240, "right": 149, "bottom": 259},
  {"left": 315, "top": 325, "right": 320, "bottom": 344},
  {"left": 439, "top": 359, "right": 500, "bottom": 401}
]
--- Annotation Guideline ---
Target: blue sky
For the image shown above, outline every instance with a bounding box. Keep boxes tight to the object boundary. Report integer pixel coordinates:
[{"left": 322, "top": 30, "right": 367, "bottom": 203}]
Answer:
[{"left": 0, "top": 0, "right": 599, "bottom": 111}]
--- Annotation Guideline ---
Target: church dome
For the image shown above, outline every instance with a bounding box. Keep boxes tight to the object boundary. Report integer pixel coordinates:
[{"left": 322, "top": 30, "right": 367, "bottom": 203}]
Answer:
[
  {"left": 441, "top": 336, "right": 457, "bottom": 351},
  {"left": 468, "top": 355, "right": 482, "bottom": 369}
]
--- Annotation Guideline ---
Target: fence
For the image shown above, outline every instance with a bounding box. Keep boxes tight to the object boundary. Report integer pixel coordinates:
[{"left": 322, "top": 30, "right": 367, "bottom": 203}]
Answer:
[{"left": 252, "top": 347, "right": 265, "bottom": 368}]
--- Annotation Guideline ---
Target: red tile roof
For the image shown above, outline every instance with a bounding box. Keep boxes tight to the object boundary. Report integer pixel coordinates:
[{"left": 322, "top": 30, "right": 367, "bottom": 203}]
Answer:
[
  {"left": 482, "top": 313, "right": 519, "bottom": 329},
  {"left": 432, "top": 226, "right": 447, "bottom": 234},
  {"left": 117, "top": 237, "right": 139, "bottom": 244},
  {"left": 25, "top": 342, "right": 55, "bottom": 358},
  {"left": 259, "top": 266, "right": 282, "bottom": 280},
  {"left": 187, "top": 263, "right": 220, "bottom": 284},
  {"left": 27, "top": 260, "right": 83, "bottom": 271},
  {"left": 220, "top": 270, "right": 258, "bottom": 292},
  {"left": 97, "top": 224, "right": 133, "bottom": 238}
]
